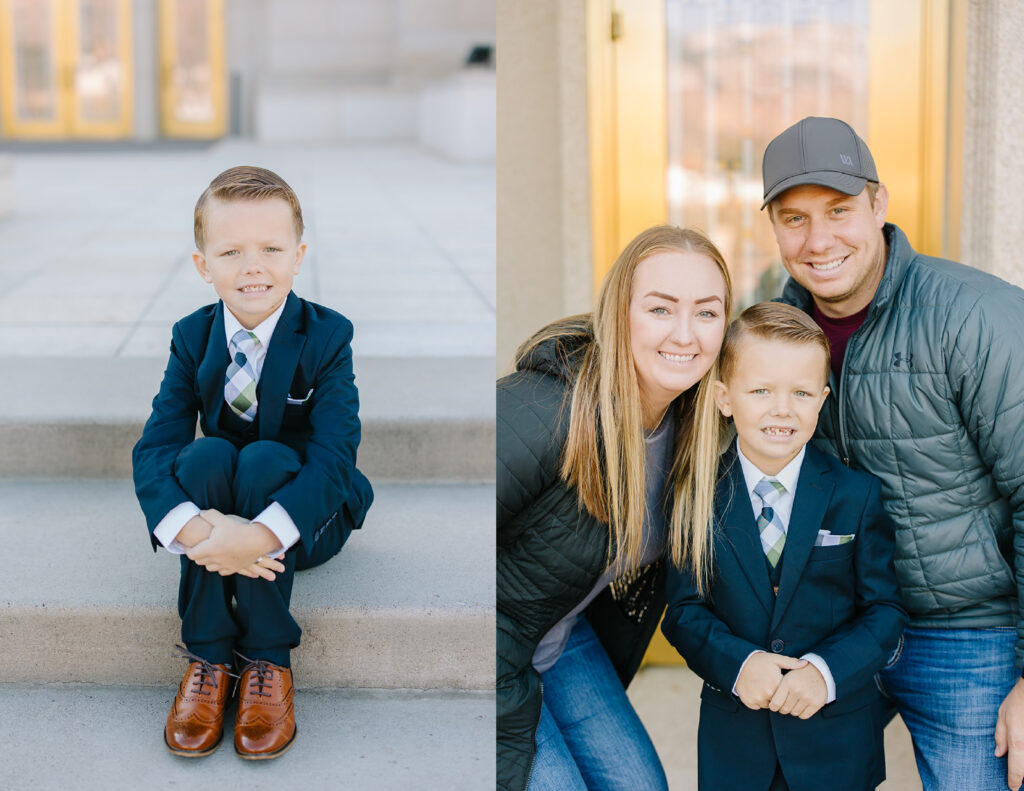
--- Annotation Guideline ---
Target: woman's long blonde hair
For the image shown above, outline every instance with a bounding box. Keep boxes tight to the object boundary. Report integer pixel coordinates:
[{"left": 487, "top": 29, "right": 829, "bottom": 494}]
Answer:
[{"left": 515, "top": 226, "right": 732, "bottom": 595}]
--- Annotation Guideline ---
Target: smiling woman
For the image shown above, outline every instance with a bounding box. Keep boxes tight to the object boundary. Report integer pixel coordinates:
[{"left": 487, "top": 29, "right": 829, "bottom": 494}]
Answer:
[{"left": 496, "top": 225, "right": 733, "bottom": 791}]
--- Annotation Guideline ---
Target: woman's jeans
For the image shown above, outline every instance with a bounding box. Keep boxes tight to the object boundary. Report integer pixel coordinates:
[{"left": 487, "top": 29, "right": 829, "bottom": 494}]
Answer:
[
  {"left": 527, "top": 616, "right": 668, "bottom": 791},
  {"left": 878, "top": 627, "right": 1019, "bottom": 791}
]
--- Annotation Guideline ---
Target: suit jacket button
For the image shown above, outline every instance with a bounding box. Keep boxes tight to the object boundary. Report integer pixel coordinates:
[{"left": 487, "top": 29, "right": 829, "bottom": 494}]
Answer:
[{"left": 770, "top": 639, "right": 784, "bottom": 653}]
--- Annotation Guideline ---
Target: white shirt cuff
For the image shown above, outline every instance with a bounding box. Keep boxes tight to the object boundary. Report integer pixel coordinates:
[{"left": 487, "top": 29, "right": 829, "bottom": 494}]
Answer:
[
  {"left": 153, "top": 502, "right": 201, "bottom": 554},
  {"left": 253, "top": 501, "right": 300, "bottom": 555},
  {"left": 801, "top": 653, "right": 836, "bottom": 703},
  {"left": 732, "top": 650, "right": 765, "bottom": 695}
]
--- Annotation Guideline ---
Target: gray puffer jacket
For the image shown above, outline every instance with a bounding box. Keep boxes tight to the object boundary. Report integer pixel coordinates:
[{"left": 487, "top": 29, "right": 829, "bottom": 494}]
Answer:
[{"left": 780, "top": 223, "right": 1024, "bottom": 664}]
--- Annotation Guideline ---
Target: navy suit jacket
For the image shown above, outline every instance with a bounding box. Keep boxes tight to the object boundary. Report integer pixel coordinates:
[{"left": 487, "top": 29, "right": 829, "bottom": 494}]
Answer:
[
  {"left": 132, "top": 291, "right": 373, "bottom": 554},
  {"left": 662, "top": 443, "right": 907, "bottom": 791}
]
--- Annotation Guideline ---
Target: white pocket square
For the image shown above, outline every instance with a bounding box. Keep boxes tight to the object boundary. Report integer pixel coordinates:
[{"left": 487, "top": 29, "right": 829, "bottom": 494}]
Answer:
[
  {"left": 814, "top": 530, "right": 854, "bottom": 547},
  {"left": 286, "top": 388, "right": 314, "bottom": 405}
]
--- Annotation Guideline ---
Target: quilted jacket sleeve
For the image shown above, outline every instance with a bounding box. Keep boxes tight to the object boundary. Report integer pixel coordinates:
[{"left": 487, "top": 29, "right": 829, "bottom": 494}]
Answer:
[
  {"left": 496, "top": 369, "right": 569, "bottom": 547},
  {"left": 948, "top": 285, "right": 1024, "bottom": 665}
]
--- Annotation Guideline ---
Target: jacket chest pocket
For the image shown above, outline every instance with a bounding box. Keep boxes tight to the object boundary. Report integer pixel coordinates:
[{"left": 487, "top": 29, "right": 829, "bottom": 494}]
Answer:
[{"left": 281, "top": 385, "right": 314, "bottom": 429}]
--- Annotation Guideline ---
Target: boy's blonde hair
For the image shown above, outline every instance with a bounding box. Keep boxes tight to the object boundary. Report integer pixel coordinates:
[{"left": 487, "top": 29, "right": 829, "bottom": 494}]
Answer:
[
  {"left": 194, "top": 166, "right": 304, "bottom": 250},
  {"left": 719, "top": 302, "right": 831, "bottom": 385},
  {"left": 516, "top": 225, "right": 733, "bottom": 596}
]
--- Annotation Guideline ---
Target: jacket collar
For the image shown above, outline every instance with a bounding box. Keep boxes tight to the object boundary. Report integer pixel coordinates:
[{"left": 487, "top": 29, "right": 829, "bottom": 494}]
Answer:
[
  {"left": 196, "top": 291, "right": 306, "bottom": 438},
  {"left": 779, "top": 222, "right": 916, "bottom": 325},
  {"left": 715, "top": 443, "right": 834, "bottom": 624}
]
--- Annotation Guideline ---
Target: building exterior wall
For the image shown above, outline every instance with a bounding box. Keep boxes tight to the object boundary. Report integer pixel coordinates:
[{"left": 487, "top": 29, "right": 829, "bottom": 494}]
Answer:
[
  {"left": 496, "top": 0, "right": 591, "bottom": 375},
  {"left": 961, "top": 0, "right": 1024, "bottom": 287}
]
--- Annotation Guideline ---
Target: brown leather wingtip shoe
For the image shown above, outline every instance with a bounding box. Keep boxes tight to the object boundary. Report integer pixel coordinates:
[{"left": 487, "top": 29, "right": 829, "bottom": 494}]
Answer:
[
  {"left": 164, "top": 646, "right": 234, "bottom": 758},
  {"left": 234, "top": 655, "right": 296, "bottom": 760}
]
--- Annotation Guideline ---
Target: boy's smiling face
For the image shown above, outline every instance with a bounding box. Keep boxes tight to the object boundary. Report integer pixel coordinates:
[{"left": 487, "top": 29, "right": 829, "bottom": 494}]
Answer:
[
  {"left": 713, "top": 335, "right": 830, "bottom": 475},
  {"left": 193, "top": 196, "right": 306, "bottom": 329}
]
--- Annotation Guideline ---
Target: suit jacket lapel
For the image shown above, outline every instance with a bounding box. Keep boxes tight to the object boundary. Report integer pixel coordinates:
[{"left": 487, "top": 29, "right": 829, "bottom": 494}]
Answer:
[
  {"left": 197, "top": 302, "right": 229, "bottom": 429},
  {"left": 258, "top": 292, "right": 306, "bottom": 440},
  {"left": 718, "top": 451, "right": 775, "bottom": 617},
  {"left": 771, "top": 446, "right": 834, "bottom": 631}
]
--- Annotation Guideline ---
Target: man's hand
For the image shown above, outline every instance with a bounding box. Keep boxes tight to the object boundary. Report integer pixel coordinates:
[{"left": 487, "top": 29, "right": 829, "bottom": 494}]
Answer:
[
  {"left": 994, "top": 677, "right": 1024, "bottom": 790},
  {"left": 186, "top": 509, "right": 285, "bottom": 581},
  {"left": 174, "top": 515, "right": 213, "bottom": 549},
  {"left": 768, "top": 663, "right": 828, "bottom": 719},
  {"left": 735, "top": 652, "right": 808, "bottom": 710}
]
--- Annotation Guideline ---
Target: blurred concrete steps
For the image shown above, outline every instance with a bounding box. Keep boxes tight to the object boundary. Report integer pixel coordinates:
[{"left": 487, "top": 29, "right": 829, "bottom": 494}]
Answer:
[
  {"left": 0, "top": 479, "right": 492, "bottom": 689},
  {"left": 0, "top": 684, "right": 493, "bottom": 789},
  {"left": 0, "top": 355, "right": 493, "bottom": 480}
]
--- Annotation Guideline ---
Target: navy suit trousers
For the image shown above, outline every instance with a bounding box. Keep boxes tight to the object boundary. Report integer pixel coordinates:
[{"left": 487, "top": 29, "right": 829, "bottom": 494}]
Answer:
[{"left": 173, "top": 436, "right": 348, "bottom": 667}]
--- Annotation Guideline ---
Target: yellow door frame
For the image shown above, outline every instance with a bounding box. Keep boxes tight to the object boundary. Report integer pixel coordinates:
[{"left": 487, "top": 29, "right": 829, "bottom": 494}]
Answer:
[
  {"left": 0, "top": 0, "right": 134, "bottom": 139},
  {"left": 587, "top": 0, "right": 668, "bottom": 289},
  {"left": 587, "top": 0, "right": 967, "bottom": 666},
  {"left": 0, "top": 0, "right": 70, "bottom": 139},
  {"left": 158, "top": 0, "right": 227, "bottom": 139}
]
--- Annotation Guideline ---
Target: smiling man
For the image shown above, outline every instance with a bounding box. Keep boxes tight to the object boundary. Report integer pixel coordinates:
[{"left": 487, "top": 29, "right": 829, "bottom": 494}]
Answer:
[{"left": 767, "top": 116, "right": 1024, "bottom": 791}]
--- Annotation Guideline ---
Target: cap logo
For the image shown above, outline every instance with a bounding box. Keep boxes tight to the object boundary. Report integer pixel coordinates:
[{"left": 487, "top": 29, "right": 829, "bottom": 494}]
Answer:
[{"left": 840, "top": 154, "right": 854, "bottom": 166}]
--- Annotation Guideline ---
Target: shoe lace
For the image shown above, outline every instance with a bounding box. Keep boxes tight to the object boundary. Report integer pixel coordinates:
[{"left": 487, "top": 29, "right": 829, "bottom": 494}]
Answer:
[
  {"left": 233, "top": 651, "right": 276, "bottom": 698},
  {"left": 174, "top": 644, "right": 236, "bottom": 695}
]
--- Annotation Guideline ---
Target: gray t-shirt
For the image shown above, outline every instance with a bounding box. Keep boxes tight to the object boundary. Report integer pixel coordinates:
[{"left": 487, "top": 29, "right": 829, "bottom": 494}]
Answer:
[{"left": 531, "top": 410, "right": 675, "bottom": 673}]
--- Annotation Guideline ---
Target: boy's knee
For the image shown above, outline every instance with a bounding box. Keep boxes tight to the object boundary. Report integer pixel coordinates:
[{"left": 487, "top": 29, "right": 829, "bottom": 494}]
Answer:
[
  {"left": 175, "top": 437, "right": 238, "bottom": 480},
  {"left": 236, "top": 441, "right": 301, "bottom": 476}
]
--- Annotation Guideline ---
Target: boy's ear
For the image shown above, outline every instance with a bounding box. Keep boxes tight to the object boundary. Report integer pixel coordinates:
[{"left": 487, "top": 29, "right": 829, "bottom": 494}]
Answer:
[
  {"left": 712, "top": 380, "right": 732, "bottom": 417},
  {"left": 192, "top": 250, "right": 213, "bottom": 283},
  {"left": 292, "top": 241, "right": 307, "bottom": 275},
  {"left": 818, "top": 385, "right": 831, "bottom": 411}
]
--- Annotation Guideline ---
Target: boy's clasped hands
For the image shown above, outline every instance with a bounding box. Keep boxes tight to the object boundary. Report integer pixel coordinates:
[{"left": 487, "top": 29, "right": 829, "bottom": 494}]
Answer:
[
  {"left": 176, "top": 510, "right": 286, "bottom": 581},
  {"left": 734, "top": 651, "right": 828, "bottom": 720}
]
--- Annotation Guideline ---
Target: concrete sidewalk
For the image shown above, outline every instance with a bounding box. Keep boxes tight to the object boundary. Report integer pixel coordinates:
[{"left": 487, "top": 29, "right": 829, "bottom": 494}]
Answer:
[{"left": 0, "top": 141, "right": 494, "bottom": 359}]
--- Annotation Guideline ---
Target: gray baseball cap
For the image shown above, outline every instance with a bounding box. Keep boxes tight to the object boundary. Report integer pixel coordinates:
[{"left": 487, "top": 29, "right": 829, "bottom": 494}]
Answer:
[{"left": 760, "top": 116, "right": 878, "bottom": 210}]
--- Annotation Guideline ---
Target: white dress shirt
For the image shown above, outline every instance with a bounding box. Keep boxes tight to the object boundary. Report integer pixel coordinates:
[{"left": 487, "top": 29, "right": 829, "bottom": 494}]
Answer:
[
  {"left": 732, "top": 441, "right": 837, "bottom": 704},
  {"left": 152, "top": 299, "right": 301, "bottom": 556}
]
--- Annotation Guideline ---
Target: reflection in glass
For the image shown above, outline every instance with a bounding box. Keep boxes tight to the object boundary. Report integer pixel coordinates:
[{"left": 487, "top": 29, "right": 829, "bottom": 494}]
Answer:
[
  {"left": 12, "top": 0, "right": 57, "bottom": 122},
  {"left": 666, "top": 0, "right": 870, "bottom": 307},
  {"left": 76, "top": 0, "right": 123, "bottom": 122},
  {"left": 171, "top": 0, "right": 214, "bottom": 123}
]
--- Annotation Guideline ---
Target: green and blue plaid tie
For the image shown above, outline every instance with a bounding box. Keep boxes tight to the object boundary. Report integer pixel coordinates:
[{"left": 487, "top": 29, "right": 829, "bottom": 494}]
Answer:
[
  {"left": 754, "top": 477, "right": 787, "bottom": 568},
  {"left": 224, "top": 329, "right": 260, "bottom": 422}
]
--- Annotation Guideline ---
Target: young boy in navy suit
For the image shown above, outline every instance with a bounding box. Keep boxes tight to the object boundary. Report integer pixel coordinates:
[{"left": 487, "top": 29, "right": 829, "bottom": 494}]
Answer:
[
  {"left": 132, "top": 166, "right": 373, "bottom": 760},
  {"left": 662, "top": 302, "right": 907, "bottom": 791}
]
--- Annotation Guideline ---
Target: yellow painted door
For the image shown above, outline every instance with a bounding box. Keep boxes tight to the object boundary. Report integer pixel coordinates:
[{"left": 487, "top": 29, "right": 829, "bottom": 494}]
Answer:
[
  {"left": 158, "top": 0, "right": 226, "bottom": 139},
  {"left": 0, "top": 0, "right": 133, "bottom": 139},
  {"left": 588, "top": 0, "right": 966, "bottom": 666}
]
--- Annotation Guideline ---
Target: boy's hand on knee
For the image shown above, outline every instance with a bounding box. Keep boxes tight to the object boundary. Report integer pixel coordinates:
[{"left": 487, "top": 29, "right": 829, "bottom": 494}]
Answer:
[
  {"left": 174, "top": 515, "right": 213, "bottom": 549},
  {"left": 768, "top": 664, "right": 827, "bottom": 719},
  {"left": 186, "top": 509, "right": 284, "bottom": 581},
  {"left": 735, "top": 652, "right": 807, "bottom": 710}
]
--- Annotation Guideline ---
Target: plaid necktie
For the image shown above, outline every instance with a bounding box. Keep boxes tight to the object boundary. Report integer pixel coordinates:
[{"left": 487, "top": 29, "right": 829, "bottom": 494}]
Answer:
[
  {"left": 754, "top": 477, "right": 787, "bottom": 568},
  {"left": 225, "top": 329, "right": 260, "bottom": 422}
]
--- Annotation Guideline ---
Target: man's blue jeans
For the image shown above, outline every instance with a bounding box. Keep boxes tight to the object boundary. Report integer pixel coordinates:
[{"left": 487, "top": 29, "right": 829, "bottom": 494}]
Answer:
[
  {"left": 878, "top": 627, "right": 1019, "bottom": 791},
  {"left": 528, "top": 616, "right": 668, "bottom": 791}
]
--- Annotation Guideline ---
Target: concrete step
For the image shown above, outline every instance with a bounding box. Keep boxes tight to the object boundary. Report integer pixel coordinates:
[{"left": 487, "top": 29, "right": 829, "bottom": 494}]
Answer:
[
  {"left": 0, "top": 480, "right": 493, "bottom": 690},
  {"left": 0, "top": 684, "right": 494, "bottom": 790},
  {"left": 0, "top": 355, "right": 493, "bottom": 480}
]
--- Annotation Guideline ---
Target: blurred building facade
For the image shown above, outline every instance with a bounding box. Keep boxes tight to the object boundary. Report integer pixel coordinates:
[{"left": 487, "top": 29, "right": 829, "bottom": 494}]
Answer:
[
  {"left": 498, "top": 0, "right": 1023, "bottom": 377},
  {"left": 0, "top": 0, "right": 495, "bottom": 157}
]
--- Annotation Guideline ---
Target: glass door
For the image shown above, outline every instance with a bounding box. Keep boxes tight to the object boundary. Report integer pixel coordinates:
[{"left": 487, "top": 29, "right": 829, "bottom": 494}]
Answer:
[
  {"left": 72, "top": 0, "right": 133, "bottom": 137},
  {"left": 588, "top": 0, "right": 965, "bottom": 308},
  {"left": 0, "top": 0, "right": 132, "bottom": 139},
  {"left": 0, "top": 0, "right": 67, "bottom": 138},
  {"left": 158, "top": 0, "right": 226, "bottom": 138}
]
